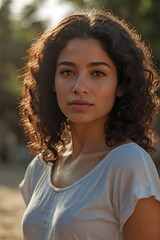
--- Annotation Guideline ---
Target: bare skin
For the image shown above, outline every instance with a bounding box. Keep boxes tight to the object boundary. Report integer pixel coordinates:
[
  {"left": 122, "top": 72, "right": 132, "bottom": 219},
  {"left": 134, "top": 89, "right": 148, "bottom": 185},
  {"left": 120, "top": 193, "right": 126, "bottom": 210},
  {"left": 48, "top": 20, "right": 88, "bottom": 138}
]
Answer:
[
  {"left": 51, "top": 148, "right": 111, "bottom": 189},
  {"left": 123, "top": 196, "right": 160, "bottom": 240},
  {"left": 51, "top": 118, "right": 114, "bottom": 188}
]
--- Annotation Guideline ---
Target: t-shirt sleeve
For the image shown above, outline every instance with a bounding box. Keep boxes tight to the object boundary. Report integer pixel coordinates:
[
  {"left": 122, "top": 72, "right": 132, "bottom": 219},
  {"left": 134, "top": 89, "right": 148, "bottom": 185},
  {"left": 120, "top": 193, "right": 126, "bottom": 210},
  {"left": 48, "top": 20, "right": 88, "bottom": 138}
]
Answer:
[
  {"left": 19, "top": 154, "right": 45, "bottom": 206},
  {"left": 111, "top": 145, "right": 160, "bottom": 232}
]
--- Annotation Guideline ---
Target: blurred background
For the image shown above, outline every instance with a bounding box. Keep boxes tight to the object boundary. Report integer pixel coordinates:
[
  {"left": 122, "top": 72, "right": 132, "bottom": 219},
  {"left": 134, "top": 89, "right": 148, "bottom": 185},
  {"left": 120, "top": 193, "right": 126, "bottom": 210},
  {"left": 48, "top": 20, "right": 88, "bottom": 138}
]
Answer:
[{"left": 0, "top": 0, "right": 159, "bottom": 239}]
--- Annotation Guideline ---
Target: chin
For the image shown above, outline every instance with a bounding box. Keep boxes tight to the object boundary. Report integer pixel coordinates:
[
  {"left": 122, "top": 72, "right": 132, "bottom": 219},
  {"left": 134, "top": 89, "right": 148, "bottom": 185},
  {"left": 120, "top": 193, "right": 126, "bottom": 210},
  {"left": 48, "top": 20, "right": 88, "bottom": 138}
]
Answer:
[{"left": 69, "top": 116, "right": 93, "bottom": 124}]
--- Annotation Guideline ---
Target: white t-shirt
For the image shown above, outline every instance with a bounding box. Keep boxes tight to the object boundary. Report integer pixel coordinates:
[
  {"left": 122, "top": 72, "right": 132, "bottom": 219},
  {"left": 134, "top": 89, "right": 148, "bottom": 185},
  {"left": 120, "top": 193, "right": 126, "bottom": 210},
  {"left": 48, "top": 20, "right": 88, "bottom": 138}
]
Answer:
[{"left": 19, "top": 143, "right": 160, "bottom": 240}]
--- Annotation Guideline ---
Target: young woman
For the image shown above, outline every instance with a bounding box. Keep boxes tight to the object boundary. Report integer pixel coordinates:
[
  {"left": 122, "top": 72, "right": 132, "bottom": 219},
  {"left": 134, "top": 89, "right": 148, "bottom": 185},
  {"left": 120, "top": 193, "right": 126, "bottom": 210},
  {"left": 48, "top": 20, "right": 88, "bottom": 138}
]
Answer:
[{"left": 19, "top": 9, "right": 160, "bottom": 240}]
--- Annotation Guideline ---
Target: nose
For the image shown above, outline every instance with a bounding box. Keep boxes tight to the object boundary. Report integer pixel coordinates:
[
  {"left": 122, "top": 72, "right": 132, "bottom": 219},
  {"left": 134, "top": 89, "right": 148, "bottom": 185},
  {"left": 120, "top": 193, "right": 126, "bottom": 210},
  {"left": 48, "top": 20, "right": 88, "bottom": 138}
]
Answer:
[{"left": 72, "top": 74, "right": 89, "bottom": 95}]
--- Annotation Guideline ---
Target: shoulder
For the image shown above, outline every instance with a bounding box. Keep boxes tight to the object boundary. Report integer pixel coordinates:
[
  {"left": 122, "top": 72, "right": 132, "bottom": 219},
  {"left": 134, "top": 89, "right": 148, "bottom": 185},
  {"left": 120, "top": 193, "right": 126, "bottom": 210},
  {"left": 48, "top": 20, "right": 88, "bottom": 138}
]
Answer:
[
  {"left": 108, "top": 142, "right": 160, "bottom": 195},
  {"left": 108, "top": 142, "right": 160, "bottom": 187},
  {"left": 110, "top": 142, "right": 154, "bottom": 170},
  {"left": 110, "top": 143, "right": 160, "bottom": 231},
  {"left": 19, "top": 153, "right": 51, "bottom": 205},
  {"left": 28, "top": 153, "right": 49, "bottom": 172},
  {"left": 22, "top": 153, "right": 51, "bottom": 192},
  {"left": 26, "top": 153, "right": 51, "bottom": 183}
]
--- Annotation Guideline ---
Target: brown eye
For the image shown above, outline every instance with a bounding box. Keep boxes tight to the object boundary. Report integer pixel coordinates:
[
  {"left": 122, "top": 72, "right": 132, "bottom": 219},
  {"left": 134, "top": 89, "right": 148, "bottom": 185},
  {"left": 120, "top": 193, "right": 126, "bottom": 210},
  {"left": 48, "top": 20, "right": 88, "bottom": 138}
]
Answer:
[
  {"left": 61, "top": 70, "right": 74, "bottom": 76},
  {"left": 92, "top": 71, "right": 106, "bottom": 77}
]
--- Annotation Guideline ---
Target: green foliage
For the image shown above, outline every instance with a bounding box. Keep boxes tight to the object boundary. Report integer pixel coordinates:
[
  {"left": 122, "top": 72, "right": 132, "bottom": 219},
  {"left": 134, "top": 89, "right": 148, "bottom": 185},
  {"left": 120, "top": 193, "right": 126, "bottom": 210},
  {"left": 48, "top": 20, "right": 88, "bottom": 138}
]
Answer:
[{"left": 0, "top": 0, "right": 46, "bottom": 143}]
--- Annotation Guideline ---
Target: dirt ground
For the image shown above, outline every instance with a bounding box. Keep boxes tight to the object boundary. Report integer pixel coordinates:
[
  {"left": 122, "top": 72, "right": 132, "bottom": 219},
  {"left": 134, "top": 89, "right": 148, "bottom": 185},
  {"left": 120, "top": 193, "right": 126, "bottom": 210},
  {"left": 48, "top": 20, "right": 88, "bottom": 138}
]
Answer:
[{"left": 0, "top": 163, "right": 26, "bottom": 240}]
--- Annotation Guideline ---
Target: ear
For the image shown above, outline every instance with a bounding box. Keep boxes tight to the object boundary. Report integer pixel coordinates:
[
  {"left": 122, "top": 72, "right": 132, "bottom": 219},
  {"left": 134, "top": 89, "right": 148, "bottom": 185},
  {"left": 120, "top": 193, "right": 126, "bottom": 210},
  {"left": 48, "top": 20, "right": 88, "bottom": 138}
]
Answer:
[{"left": 116, "top": 84, "right": 126, "bottom": 97}]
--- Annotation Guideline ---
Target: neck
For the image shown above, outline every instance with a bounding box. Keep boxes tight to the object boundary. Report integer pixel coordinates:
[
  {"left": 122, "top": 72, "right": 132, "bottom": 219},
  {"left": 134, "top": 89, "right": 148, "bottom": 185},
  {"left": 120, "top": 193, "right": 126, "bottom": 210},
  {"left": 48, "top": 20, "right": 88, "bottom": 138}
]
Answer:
[{"left": 69, "top": 118, "right": 108, "bottom": 159}]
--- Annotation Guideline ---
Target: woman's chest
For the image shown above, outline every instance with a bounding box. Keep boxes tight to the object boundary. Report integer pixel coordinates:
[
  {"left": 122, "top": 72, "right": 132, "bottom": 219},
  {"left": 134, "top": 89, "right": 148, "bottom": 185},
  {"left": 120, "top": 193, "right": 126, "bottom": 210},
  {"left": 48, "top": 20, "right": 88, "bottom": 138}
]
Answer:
[
  {"left": 22, "top": 175, "right": 121, "bottom": 240},
  {"left": 51, "top": 152, "right": 110, "bottom": 189}
]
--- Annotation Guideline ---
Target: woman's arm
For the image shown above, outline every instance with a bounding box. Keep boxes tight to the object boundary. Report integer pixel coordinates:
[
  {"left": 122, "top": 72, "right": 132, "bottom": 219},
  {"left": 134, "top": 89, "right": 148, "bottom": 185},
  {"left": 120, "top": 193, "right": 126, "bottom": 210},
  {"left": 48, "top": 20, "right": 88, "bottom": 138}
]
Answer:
[{"left": 123, "top": 196, "right": 160, "bottom": 240}]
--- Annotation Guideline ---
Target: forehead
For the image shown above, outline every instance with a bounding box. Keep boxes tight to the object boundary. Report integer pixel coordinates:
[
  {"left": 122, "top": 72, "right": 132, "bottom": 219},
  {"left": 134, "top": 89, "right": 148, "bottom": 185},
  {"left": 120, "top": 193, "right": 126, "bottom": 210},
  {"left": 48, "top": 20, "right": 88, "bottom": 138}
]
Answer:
[{"left": 57, "top": 38, "right": 115, "bottom": 67}]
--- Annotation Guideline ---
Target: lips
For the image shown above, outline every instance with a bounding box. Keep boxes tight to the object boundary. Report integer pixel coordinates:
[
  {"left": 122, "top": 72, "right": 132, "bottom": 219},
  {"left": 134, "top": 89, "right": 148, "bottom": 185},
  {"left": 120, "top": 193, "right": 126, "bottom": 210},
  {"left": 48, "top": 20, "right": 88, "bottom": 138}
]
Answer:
[
  {"left": 69, "top": 99, "right": 93, "bottom": 111},
  {"left": 69, "top": 100, "right": 93, "bottom": 105}
]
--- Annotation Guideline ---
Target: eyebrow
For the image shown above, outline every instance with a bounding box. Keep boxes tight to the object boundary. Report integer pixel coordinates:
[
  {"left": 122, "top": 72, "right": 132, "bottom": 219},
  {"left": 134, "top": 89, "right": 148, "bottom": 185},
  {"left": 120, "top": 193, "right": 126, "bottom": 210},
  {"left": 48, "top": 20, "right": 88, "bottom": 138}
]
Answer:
[
  {"left": 57, "top": 61, "right": 111, "bottom": 69},
  {"left": 87, "top": 62, "right": 111, "bottom": 69},
  {"left": 57, "top": 61, "right": 76, "bottom": 67}
]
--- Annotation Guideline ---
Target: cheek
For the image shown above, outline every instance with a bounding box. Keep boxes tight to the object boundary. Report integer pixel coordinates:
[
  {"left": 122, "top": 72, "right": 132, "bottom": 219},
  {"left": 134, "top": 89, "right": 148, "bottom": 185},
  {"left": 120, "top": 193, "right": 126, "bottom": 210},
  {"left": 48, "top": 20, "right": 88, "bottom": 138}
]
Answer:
[
  {"left": 56, "top": 87, "right": 69, "bottom": 101},
  {"left": 98, "top": 87, "right": 117, "bottom": 102},
  {"left": 54, "top": 81, "right": 70, "bottom": 112},
  {"left": 55, "top": 78, "right": 65, "bottom": 96},
  {"left": 55, "top": 91, "right": 67, "bottom": 116},
  {"left": 97, "top": 87, "right": 117, "bottom": 113},
  {"left": 55, "top": 75, "right": 71, "bottom": 95}
]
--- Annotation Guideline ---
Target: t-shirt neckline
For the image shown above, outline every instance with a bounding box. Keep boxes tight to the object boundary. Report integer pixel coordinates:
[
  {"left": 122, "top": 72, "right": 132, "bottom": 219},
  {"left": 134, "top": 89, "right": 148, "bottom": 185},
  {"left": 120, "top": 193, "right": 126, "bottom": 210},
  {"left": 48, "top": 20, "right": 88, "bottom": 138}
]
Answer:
[{"left": 48, "top": 142, "right": 135, "bottom": 192}]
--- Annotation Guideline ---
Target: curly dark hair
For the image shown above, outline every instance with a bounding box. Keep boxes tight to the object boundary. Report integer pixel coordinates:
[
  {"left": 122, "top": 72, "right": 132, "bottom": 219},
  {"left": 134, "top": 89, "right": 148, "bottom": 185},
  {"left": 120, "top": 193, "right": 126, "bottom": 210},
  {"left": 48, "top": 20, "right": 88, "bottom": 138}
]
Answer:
[{"left": 20, "top": 9, "right": 160, "bottom": 162}]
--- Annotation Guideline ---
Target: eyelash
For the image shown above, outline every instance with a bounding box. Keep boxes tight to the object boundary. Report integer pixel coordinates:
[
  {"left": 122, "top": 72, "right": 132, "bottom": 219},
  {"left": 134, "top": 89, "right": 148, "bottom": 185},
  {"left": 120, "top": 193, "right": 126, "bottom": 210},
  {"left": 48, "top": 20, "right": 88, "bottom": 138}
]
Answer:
[
  {"left": 60, "top": 70, "right": 74, "bottom": 76},
  {"left": 92, "top": 71, "right": 106, "bottom": 77},
  {"left": 60, "top": 70, "right": 106, "bottom": 77}
]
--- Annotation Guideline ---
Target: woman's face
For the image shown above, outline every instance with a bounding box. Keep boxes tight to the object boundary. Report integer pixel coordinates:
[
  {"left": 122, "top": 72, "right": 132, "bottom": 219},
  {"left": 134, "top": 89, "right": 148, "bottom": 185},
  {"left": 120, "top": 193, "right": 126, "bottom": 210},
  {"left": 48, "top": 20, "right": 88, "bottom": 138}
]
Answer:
[{"left": 54, "top": 38, "right": 122, "bottom": 124}]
